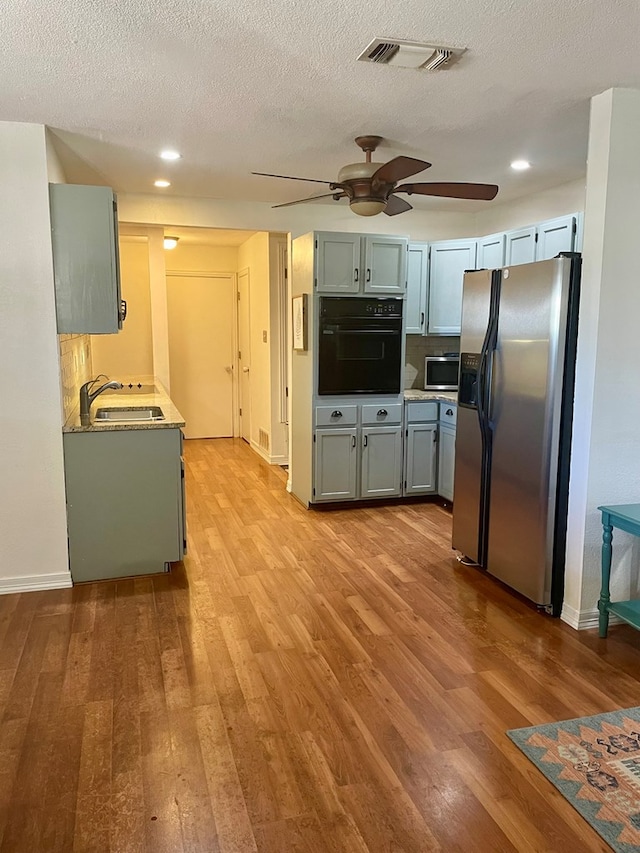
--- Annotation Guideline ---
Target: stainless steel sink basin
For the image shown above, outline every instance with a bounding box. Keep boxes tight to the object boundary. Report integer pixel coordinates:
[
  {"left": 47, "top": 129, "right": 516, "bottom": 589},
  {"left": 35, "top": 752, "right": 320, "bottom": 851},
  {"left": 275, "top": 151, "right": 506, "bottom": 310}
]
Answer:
[{"left": 94, "top": 406, "right": 165, "bottom": 422}]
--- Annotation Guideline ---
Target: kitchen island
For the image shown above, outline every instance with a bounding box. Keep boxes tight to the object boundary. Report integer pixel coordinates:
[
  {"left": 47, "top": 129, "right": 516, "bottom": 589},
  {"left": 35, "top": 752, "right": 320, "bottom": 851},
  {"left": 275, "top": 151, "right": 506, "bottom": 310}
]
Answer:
[{"left": 62, "top": 380, "right": 187, "bottom": 582}]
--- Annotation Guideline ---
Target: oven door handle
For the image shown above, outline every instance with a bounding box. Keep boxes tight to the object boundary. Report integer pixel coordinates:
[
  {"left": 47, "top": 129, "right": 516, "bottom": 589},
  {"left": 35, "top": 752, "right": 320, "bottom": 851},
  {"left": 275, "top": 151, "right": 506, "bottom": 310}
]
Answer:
[{"left": 331, "top": 328, "right": 400, "bottom": 335}]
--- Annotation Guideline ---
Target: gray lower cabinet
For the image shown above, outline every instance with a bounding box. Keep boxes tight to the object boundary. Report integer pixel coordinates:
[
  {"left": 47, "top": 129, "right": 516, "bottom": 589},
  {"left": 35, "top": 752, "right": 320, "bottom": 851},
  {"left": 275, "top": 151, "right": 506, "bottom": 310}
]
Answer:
[
  {"left": 438, "top": 425, "right": 456, "bottom": 502},
  {"left": 404, "top": 423, "right": 438, "bottom": 494},
  {"left": 63, "top": 427, "right": 185, "bottom": 581},
  {"left": 314, "top": 428, "right": 358, "bottom": 501},
  {"left": 361, "top": 426, "right": 403, "bottom": 498},
  {"left": 50, "top": 183, "right": 124, "bottom": 334},
  {"left": 313, "top": 420, "right": 403, "bottom": 502}
]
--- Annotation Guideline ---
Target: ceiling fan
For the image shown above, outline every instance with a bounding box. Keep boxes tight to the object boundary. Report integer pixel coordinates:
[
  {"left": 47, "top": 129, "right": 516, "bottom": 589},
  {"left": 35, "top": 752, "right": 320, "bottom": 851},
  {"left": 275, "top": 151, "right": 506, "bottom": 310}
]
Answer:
[{"left": 252, "top": 135, "right": 499, "bottom": 217}]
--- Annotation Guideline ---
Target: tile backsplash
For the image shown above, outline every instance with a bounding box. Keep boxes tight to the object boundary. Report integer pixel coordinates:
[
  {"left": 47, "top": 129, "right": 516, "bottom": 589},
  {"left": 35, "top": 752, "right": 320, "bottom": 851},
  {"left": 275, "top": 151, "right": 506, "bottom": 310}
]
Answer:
[
  {"left": 59, "top": 334, "right": 93, "bottom": 422},
  {"left": 405, "top": 335, "right": 460, "bottom": 389}
]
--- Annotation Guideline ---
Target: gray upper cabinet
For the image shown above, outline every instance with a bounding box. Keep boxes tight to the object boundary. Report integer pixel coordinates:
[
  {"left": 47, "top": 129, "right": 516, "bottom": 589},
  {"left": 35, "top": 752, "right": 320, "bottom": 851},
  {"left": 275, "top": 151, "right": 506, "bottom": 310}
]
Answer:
[
  {"left": 405, "top": 242, "right": 428, "bottom": 334},
  {"left": 315, "top": 232, "right": 408, "bottom": 295},
  {"left": 505, "top": 226, "right": 537, "bottom": 266},
  {"left": 50, "top": 183, "right": 123, "bottom": 334},
  {"left": 316, "top": 232, "right": 360, "bottom": 293},
  {"left": 363, "top": 235, "right": 407, "bottom": 294},
  {"left": 477, "top": 233, "right": 506, "bottom": 270},
  {"left": 535, "top": 215, "right": 576, "bottom": 261},
  {"left": 428, "top": 239, "right": 477, "bottom": 335}
]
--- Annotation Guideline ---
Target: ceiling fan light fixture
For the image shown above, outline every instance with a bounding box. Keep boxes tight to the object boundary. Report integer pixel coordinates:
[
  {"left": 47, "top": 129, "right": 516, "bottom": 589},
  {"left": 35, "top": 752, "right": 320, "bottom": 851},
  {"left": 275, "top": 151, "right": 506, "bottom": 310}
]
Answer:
[{"left": 350, "top": 199, "right": 386, "bottom": 217}]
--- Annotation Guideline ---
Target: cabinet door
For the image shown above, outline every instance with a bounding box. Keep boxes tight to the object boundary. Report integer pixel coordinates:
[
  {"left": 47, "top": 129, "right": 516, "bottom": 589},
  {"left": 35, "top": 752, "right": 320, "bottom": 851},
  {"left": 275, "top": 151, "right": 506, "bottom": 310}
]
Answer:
[
  {"left": 361, "top": 426, "right": 403, "bottom": 498},
  {"left": 363, "top": 235, "right": 408, "bottom": 294},
  {"left": 477, "top": 233, "right": 505, "bottom": 270},
  {"left": 50, "top": 183, "right": 122, "bottom": 334},
  {"left": 428, "top": 240, "right": 477, "bottom": 335},
  {"left": 535, "top": 215, "right": 576, "bottom": 261},
  {"left": 314, "top": 428, "right": 357, "bottom": 501},
  {"left": 316, "top": 233, "right": 360, "bottom": 293},
  {"left": 438, "top": 424, "right": 456, "bottom": 502},
  {"left": 63, "top": 429, "right": 182, "bottom": 581},
  {"left": 405, "top": 242, "right": 428, "bottom": 334},
  {"left": 404, "top": 423, "right": 437, "bottom": 494},
  {"left": 505, "top": 226, "right": 536, "bottom": 266}
]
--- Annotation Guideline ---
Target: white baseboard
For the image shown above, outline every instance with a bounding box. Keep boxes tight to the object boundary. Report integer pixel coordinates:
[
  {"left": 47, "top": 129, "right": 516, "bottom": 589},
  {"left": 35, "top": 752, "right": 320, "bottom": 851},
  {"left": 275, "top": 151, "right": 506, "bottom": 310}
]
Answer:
[
  {"left": 0, "top": 571, "right": 73, "bottom": 595},
  {"left": 561, "top": 602, "right": 623, "bottom": 631},
  {"left": 249, "top": 441, "right": 288, "bottom": 467}
]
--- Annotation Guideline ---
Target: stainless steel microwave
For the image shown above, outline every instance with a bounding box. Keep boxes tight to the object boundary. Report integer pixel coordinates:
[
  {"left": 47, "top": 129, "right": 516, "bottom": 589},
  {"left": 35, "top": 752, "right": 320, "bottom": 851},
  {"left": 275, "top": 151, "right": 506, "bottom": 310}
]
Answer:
[{"left": 424, "top": 356, "right": 459, "bottom": 391}]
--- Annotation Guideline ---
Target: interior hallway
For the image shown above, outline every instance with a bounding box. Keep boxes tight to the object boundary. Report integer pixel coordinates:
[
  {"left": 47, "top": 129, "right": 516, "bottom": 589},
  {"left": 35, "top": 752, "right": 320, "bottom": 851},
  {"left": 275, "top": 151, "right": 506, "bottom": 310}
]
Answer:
[{"left": 0, "top": 438, "right": 637, "bottom": 851}]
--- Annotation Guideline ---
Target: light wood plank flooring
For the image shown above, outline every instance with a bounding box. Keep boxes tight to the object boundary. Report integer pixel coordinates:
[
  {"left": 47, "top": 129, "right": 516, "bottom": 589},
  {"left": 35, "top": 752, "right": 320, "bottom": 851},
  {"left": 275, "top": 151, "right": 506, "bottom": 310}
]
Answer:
[{"left": 0, "top": 437, "right": 636, "bottom": 852}]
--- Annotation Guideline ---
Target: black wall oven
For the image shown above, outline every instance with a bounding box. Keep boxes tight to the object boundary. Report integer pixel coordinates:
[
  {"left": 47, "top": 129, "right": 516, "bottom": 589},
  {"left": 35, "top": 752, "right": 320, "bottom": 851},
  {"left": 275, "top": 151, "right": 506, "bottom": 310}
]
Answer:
[{"left": 318, "top": 297, "right": 403, "bottom": 395}]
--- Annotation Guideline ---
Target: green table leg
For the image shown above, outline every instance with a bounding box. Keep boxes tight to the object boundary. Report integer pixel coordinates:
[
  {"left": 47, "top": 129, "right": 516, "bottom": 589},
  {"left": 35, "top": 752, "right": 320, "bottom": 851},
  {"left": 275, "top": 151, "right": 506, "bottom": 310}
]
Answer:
[{"left": 598, "top": 514, "right": 613, "bottom": 638}]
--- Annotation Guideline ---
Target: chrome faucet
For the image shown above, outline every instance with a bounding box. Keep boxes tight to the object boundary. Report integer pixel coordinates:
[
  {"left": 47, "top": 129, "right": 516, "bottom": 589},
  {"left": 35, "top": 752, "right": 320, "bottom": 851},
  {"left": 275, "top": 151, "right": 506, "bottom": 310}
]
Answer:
[{"left": 79, "top": 376, "right": 123, "bottom": 425}]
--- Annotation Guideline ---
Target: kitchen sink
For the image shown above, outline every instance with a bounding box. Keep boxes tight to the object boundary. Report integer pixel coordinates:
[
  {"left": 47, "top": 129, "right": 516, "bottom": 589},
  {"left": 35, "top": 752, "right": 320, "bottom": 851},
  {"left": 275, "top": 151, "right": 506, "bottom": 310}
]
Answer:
[{"left": 94, "top": 406, "right": 165, "bottom": 422}]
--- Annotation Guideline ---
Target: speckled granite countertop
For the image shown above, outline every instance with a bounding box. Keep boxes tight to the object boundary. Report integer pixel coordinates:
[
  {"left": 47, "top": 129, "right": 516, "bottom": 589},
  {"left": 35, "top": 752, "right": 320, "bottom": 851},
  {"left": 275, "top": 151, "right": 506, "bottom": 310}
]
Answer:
[
  {"left": 403, "top": 390, "right": 458, "bottom": 403},
  {"left": 63, "top": 378, "right": 185, "bottom": 433}
]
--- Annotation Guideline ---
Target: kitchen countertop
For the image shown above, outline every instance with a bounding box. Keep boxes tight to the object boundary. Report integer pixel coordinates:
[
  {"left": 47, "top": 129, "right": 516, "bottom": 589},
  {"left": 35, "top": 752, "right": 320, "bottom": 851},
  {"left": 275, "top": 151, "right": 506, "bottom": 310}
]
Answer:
[
  {"left": 404, "top": 390, "right": 458, "bottom": 403},
  {"left": 63, "top": 378, "right": 185, "bottom": 433}
]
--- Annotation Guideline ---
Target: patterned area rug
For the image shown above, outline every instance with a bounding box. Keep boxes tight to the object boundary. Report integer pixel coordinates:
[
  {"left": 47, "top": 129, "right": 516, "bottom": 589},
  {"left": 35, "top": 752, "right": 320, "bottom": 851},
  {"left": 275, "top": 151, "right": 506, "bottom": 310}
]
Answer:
[{"left": 508, "top": 707, "right": 640, "bottom": 852}]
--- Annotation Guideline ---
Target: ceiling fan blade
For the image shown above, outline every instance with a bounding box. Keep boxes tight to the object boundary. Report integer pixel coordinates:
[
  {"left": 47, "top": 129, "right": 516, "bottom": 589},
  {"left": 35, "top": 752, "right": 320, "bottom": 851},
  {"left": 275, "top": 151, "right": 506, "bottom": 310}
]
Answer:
[
  {"left": 271, "top": 192, "right": 345, "bottom": 209},
  {"left": 372, "top": 157, "right": 431, "bottom": 185},
  {"left": 396, "top": 182, "right": 499, "bottom": 201},
  {"left": 384, "top": 195, "right": 413, "bottom": 216},
  {"left": 252, "top": 171, "right": 335, "bottom": 185}
]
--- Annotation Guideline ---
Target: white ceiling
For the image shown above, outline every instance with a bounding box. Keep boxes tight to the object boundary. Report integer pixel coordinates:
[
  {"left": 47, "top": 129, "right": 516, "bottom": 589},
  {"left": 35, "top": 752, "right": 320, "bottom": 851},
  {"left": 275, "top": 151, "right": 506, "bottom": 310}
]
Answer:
[{"left": 4, "top": 0, "right": 640, "bottom": 212}]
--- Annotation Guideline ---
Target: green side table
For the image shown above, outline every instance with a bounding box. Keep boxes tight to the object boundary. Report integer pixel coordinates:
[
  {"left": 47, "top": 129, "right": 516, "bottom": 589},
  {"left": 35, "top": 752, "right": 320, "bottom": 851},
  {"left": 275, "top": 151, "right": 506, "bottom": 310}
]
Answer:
[{"left": 598, "top": 504, "right": 640, "bottom": 637}]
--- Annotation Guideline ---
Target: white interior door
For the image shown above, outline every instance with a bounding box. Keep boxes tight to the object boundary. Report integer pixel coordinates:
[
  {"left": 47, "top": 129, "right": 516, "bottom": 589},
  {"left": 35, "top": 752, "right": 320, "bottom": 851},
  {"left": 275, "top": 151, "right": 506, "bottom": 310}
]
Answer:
[
  {"left": 167, "top": 273, "right": 235, "bottom": 439},
  {"left": 238, "top": 269, "right": 251, "bottom": 443}
]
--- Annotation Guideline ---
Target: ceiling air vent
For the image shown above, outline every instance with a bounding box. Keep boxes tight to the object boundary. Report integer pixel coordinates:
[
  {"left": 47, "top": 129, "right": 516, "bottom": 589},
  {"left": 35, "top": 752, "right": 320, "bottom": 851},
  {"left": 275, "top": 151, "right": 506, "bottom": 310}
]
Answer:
[{"left": 357, "top": 38, "right": 466, "bottom": 70}]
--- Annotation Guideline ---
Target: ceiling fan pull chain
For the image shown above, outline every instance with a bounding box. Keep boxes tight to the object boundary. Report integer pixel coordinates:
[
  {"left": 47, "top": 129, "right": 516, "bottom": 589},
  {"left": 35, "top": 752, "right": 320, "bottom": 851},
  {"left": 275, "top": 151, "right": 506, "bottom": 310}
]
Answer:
[{"left": 366, "top": 269, "right": 371, "bottom": 282}]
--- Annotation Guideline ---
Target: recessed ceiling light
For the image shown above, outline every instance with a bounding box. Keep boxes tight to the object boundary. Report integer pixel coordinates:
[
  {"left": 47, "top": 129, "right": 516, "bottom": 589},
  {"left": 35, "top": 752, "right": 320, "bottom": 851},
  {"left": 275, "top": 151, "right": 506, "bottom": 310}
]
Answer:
[
  {"left": 160, "top": 150, "right": 181, "bottom": 161},
  {"left": 154, "top": 179, "right": 171, "bottom": 188},
  {"left": 511, "top": 159, "right": 531, "bottom": 171},
  {"left": 163, "top": 236, "right": 179, "bottom": 250}
]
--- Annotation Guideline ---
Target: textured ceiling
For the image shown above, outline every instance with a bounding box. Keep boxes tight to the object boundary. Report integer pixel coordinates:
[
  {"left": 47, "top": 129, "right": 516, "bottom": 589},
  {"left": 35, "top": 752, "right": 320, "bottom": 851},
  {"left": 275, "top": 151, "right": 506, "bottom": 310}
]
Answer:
[{"left": 3, "top": 0, "right": 640, "bottom": 212}]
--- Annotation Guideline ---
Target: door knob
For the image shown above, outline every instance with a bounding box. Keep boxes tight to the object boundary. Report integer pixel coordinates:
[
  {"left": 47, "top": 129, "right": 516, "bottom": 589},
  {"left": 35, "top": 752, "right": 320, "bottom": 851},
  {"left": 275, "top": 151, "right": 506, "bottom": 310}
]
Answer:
[
  {"left": 225, "top": 365, "right": 233, "bottom": 374},
  {"left": 242, "top": 367, "right": 250, "bottom": 373}
]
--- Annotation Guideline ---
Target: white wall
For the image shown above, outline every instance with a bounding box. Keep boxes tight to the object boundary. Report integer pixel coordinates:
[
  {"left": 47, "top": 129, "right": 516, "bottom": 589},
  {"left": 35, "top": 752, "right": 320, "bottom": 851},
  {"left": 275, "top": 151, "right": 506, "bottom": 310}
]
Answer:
[
  {"left": 563, "top": 89, "right": 640, "bottom": 629},
  {"left": 473, "top": 178, "right": 586, "bottom": 235},
  {"left": 117, "top": 194, "right": 477, "bottom": 242},
  {"left": 92, "top": 238, "right": 154, "bottom": 379},
  {"left": 0, "top": 122, "right": 71, "bottom": 592}
]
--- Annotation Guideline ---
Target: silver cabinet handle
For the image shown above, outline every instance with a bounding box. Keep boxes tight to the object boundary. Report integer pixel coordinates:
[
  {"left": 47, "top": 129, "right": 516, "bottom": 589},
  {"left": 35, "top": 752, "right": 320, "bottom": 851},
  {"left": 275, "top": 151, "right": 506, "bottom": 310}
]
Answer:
[
  {"left": 366, "top": 269, "right": 371, "bottom": 282},
  {"left": 354, "top": 268, "right": 359, "bottom": 282},
  {"left": 377, "top": 409, "right": 388, "bottom": 416},
  {"left": 331, "top": 410, "right": 342, "bottom": 418},
  {"left": 446, "top": 408, "right": 454, "bottom": 416},
  {"left": 351, "top": 435, "right": 356, "bottom": 448},
  {"left": 363, "top": 434, "right": 368, "bottom": 447}
]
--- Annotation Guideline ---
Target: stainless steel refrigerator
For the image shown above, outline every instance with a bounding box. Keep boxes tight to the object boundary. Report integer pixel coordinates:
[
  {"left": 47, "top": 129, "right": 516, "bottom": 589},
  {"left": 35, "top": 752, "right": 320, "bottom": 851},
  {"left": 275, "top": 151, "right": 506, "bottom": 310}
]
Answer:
[{"left": 452, "top": 254, "right": 581, "bottom": 615}]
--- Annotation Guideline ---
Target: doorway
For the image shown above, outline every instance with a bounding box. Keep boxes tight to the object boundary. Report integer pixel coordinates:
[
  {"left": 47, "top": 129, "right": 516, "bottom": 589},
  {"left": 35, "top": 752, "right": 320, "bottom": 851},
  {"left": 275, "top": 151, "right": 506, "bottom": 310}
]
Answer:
[{"left": 166, "top": 272, "right": 236, "bottom": 439}]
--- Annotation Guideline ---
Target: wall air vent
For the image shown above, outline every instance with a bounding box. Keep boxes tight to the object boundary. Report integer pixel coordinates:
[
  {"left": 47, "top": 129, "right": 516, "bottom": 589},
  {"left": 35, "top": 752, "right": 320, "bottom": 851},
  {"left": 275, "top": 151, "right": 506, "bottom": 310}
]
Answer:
[{"left": 357, "top": 38, "right": 466, "bottom": 71}]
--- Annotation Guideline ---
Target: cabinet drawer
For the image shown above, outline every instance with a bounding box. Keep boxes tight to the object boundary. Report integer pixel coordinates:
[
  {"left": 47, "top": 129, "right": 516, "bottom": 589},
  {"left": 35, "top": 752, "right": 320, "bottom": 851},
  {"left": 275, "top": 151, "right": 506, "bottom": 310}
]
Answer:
[
  {"left": 406, "top": 402, "right": 438, "bottom": 423},
  {"left": 315, "top": 405, "right": 358, "bottom": 427},
  {"left": 361, "top": 403, "right": 402, "bottom": 425},
  {"left": 439, "top": 403, "right": 457, "bottom": 426}
]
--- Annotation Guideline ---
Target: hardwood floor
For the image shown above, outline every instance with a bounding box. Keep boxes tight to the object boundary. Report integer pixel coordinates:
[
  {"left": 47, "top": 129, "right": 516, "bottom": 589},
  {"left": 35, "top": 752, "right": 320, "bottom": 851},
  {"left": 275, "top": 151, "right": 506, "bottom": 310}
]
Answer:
[{"left": 0, "top": 437, "right": 637, "bottom": 851}]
